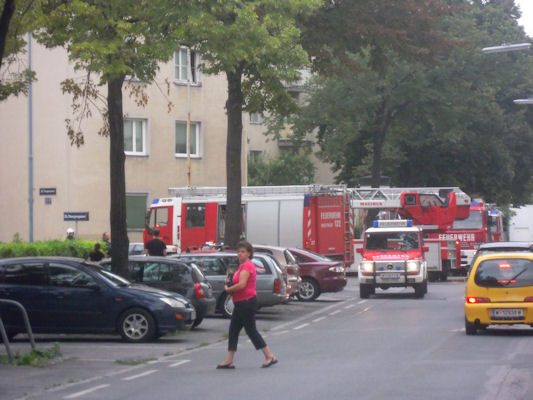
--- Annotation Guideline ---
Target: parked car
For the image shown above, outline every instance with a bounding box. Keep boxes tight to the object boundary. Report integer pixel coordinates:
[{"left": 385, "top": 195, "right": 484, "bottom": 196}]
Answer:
[
  {"left": 174, "top": 252, "right": 287, "bottom": 317},
  {"left": 0, "top": 257, "right": 196, "bottom": 342},
  {"left": 253, "top": 244, "right": 301, "bottom": 298},
  {"left": 100, "top": 256, "right": 215, "bottom": 328},
  {"left": 469, "top": 242, "right": 533, "bottom": 272},
  {"left": 128, "top": 242, "right": 179, "bottom": 256},
  {"left": 288, "top": 248, "right": 347, "bottom": 301},
  {"left": 465, "top": 252, "right": 533, "bottom": 335}
]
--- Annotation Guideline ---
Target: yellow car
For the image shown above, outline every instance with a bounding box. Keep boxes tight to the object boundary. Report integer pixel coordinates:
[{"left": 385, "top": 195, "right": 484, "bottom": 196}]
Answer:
[{"left": 465, "top": 252, "right": 533, "bottom": 335}]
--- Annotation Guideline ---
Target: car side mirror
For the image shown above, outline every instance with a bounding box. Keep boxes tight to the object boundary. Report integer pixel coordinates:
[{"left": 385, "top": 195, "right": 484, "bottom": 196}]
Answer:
[
  {"left": 87, "top": 282, "right": 100, "bottom": 291},
  {"left": 422, "top": 246, "right": 429, "bottom": 253},
  {"left": 356, "top": 247, "right": 363, "bottom": 254}
]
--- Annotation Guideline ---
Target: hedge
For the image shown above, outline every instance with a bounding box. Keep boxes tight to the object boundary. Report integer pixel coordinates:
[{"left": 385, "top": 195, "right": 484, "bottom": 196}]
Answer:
[{"left": 0, "top": 240, "right": 103, "bottom": 259}]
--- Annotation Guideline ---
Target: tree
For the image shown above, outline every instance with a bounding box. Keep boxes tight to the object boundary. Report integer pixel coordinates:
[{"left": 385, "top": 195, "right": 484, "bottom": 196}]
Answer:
[
  {"left": 0, "top": 0, "right": 36, "bottom": 101},
  {"left": 183, "top": 0, "right": 321, "bottom": 248},
  {"left": 248, "top": 151, "right": 316, "bottom": 186},
  {"left": 36, "top": 0, "right": 189, "bottom": 276},
  {"left": 290, "top": 0, "right": 533, "bottom": 205}
]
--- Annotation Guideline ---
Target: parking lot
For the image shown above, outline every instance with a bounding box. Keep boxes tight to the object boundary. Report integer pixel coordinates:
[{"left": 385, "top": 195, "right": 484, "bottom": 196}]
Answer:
[{"left": 0, "top": 278, "right": 358, "bottom": 400}]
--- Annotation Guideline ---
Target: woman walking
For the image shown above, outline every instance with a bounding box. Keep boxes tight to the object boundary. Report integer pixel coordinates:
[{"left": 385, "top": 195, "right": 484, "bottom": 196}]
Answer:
[{"left": 217, "top": 240, "right": 277, "bottom": 369}]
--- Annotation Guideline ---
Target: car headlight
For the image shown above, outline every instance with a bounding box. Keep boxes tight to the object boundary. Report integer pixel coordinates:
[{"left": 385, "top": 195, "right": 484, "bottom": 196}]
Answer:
[
  {"left": 406, "top": 261, "right": 420, "bottom": 272},
  {"left": 329, "top": 266, "right": 345, "bottom": 273},
  {"left": 160, "top": 297, "right": 187, "bottom": 308},
  {"left": 360, "top": 261, "right": 374, "bottom": 273}
]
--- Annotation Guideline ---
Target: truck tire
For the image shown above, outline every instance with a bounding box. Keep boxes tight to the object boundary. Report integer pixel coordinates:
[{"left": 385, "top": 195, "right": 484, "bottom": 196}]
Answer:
[
  {"left": 297, "top": 278, "right": 320, "bottom": 301},
  {"left": 428, "top": 272, "right": 438, "bottom": 282},
  {"left": 465, "top": 317, "right": 477, "bottom": 335},
  {"left": 414, "top": 282, "right": 426, "bottom": 298},
  {"left": 359, "top": 284, "right": 373, "bottom": 299},
  {"left": 440, "top": 271, "right": 448, "bottom": 281}
]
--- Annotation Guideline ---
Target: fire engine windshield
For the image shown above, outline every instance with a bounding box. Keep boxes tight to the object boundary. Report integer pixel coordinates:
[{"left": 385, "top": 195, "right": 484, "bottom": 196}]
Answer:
[
  {"left": 365, "top": 232, "right": 420, "bottom": 251},
  {"left": 452, "top": 210, "right": 483, "bottom": 230}
]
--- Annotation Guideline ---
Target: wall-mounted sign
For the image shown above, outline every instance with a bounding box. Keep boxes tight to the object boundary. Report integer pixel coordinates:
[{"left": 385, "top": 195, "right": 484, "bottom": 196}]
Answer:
[
  {"left": 64, "top": 212, "right": 89, "bottom": 221},
  {"left": 40, "top": 188, "right": 56, "bottom": 195}
]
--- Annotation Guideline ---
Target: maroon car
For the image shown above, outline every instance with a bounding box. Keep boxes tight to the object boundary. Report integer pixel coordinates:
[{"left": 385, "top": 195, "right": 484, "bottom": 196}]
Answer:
[{"left": 288, "top": 248, "right": 347, "bottom": 301}]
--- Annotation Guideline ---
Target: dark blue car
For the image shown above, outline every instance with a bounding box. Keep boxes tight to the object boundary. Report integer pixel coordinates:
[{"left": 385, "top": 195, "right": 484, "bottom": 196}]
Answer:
[{"left": 0, "top": 257, "right": 196, "bottom": 342}]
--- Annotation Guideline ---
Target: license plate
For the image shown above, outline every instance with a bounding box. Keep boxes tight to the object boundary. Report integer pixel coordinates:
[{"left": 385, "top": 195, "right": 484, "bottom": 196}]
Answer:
[
  {"left": 380, "top": 273, "right": 401, "bottom": 279},
  {"left": 491, "top": 309, "right": 523, "bottom": 318}
]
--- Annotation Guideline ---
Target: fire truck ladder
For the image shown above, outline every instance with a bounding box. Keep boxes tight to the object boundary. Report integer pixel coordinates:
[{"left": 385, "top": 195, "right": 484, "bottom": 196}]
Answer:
[
  {"left": 349, "top": 187, "right": 471, "bottom": 209},
  {"left": 168, "top": 184, "right": 348, "bottom": 198},
  {"left": 343, "top": 192, "right": 354, "bottom": 265}
]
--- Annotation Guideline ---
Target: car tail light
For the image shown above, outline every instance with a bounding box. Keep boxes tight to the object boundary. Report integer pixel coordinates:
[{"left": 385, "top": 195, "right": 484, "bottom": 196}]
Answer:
[
  {"left": 273, "top": 279, "right": 281, "bottom": 294},
  {"left": 329, "top": 266, "right": 344, "bottom": 273},
  {"left": 524, "top": 297, "right": 533, "bottom": 302},
  {"left": 195, "top": 283, "right": 205, "bottom": 299},
  {"left": 466, "top": 296, "right": 490, "bottom": 304}
]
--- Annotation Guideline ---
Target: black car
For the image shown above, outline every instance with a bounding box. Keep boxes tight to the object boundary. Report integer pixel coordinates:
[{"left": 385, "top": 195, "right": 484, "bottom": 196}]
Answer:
[
  {"left": 100, "top": 256, "right": 215, "bottom": 328},
  {"left": 0, "top": 257, "right": 196, "bottom": 342}
]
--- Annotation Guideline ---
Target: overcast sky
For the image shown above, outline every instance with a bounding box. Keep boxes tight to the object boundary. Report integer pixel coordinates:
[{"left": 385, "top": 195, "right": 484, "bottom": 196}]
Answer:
[{"left": 516, "top": 0, "right": 533, "bottom": 37}]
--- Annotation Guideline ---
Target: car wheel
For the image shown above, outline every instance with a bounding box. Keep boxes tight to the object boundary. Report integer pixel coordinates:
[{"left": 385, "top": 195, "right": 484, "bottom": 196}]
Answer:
[
  {"left": 359, "top": 283, "right": 373, "bottom": 299},
  {"left": 221, "top": 294, "right": 234, "bottom": 318},
  {"left": 297, "top": 278, "right": 320, "bottom": 301},
  {"left": 191, "top": 317, "right": 203, "bottom": 329},
  {"left": 414, "top": 281, "right": 426, "bottom": 298},
  {"left": 118, "top": 308, "right": 156, "bottom": 342},
  {"left": 465, "top": 317, "right": 477, "bottom": 335}
]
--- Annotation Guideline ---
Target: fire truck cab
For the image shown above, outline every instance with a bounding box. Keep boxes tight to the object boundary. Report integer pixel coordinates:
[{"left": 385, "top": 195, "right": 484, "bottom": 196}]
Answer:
[{"left": 357, "top": 220, "right": 428, "bottom": 299}]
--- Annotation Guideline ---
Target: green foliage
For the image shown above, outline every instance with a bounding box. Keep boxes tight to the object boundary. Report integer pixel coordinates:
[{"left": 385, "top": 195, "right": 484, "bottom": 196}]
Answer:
[
  {"left": 0, "top": 239, "right": 99, "bottom": 258},
  {"left": 248, "top": 151, "right": 316, "bottom": 186},
  {"left": 0, "top": 343, "right": 61, "bottom": 367},
  {"left": 289, "top": 1, "right": 533, "bottom": 205}
]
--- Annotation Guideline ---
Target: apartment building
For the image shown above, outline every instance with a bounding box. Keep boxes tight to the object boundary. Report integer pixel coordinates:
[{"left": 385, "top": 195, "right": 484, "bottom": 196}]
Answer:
[{"left": 0, "top": 41, "right": 335, "bottom": 243}]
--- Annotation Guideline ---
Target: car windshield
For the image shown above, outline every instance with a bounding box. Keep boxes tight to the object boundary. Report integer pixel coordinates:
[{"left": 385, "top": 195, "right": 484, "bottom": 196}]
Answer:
[
  {"left": 474, "top": 258, "right": 533, "bottom": 288},
  {"left": 84, "top": 263, "right": 131, "bottom": 287},
  {"left": 452, "top": 210, "right": 483, "bottom": 230},
  {"left": 365, "top": 232, "right": 419, "bottom": 251}
]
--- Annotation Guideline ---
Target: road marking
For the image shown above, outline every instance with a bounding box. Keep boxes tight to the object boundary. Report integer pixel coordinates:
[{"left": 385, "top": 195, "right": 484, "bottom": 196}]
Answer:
[
  {"left": 121, "top": 369, "right": 158, "bottom": 381},
  {"left": 355, "top": 307, "right": 371, "bottom": 315},
  {"left": 312, "top": 316, "right": 326, "bottom": 323},
  {"left": 294, "top": 323, "right": 309, "bottom": 330},
  {"left": 272, "top": 330, "right": 290, "bottom": 335},
  {"left": 357, "top": 300, "right": 367, "bottom": 304},
  {"left": 170, "top": 359, "right": 191, "bottom": 368},
  {"left": 64, "top": 384, "right": 110, "bottom": 399},
  {"left": 344, "top": 304, "right": 356, "bottom": 309},
  {"left": 329, "top": 310, "right": 342, "bottom": 315}
]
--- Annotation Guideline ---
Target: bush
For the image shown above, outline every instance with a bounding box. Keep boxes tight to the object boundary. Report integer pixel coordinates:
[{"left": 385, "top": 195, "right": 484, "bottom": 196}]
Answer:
[{"left": 0, "top": 240, "right": 100, "bottom": 259}]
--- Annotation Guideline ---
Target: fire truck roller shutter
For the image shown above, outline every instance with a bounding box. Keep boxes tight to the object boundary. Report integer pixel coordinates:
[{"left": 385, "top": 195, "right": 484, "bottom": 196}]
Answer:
[{"left": 245, "top": 199, "right": 303, "bottom": 248}]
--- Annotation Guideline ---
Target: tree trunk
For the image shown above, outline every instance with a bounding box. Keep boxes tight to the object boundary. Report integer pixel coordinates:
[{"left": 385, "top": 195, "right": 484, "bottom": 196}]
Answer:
[
  {"left": 107, "top": 76, "right": 129, "bottom": 277},
  {"left": 224, "top": 66, "right": 244, "bottom": 249},
  {"left": 0, "top": 0, "right": 15, "bottom": 69}
]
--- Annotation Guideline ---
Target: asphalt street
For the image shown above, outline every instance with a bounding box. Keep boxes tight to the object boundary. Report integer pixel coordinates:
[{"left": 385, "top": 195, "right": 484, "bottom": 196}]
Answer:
[{"left": 1, "top": 277, "right": 532, "bottom": 400}]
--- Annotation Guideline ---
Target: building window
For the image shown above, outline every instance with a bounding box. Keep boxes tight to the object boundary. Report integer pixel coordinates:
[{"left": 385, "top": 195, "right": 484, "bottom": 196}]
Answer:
[
  {"left": 126, "top": 193, "right": 148, "bottom": 230},
  {"left": 124, "top": 119, "right": 147, "bottom": 155},
  {"left": 249, "top": 150, "right": 264, "bottom": 162},
  {"left": 174, "top": 47, "right": 200, "bottom": 84},
  {"left": 175, "top": 121, "right": 200, "bottom": 157},
  {"left": 249, "top": 113, "right": 264, "bottom": 125}
]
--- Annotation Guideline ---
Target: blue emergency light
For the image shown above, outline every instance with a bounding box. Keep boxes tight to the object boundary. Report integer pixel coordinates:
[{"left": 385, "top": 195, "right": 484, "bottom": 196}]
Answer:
[
  {"left": 373, "top": 219, "right": 413, "bottom": 228},
  {"left": 152, "top": 198, "right": 160, "bottom": 204}
]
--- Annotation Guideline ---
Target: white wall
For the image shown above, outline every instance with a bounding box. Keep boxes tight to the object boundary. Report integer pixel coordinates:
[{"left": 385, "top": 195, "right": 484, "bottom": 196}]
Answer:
[{"left": 509, "top": 205, "right": 533, "bottom": 241}]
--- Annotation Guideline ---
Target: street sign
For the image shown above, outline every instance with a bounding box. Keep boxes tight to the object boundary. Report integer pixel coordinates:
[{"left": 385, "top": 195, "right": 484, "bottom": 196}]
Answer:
[
  {"left": 64, "top": 212, "right": 89, "bottom": 221},
  {"left": 39, "top": 188, "right": 56, "bottom": 195}
]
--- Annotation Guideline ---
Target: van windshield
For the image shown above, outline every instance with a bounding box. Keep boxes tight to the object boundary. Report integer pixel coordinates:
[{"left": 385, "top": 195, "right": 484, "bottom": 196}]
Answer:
[
  {"left": 365, "top": 232, "right": 420, "bottom": 251},
  {"left": 474, "top": 258, "right": 533, "bottom": 288}
]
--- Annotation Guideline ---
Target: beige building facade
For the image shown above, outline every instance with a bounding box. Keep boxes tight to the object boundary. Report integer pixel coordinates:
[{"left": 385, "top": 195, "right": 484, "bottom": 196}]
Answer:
[{"left": 0, "top": 41, "right": 335, "bottom": 243}]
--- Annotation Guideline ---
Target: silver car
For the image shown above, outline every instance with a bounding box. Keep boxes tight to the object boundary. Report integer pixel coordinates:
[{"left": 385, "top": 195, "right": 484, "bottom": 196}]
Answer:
[
  {"left": 253, "top": 244, "right": 301, "bottom": 299},
  {"left": 174, "top": 252, "right": 287, "bottom": 317}
]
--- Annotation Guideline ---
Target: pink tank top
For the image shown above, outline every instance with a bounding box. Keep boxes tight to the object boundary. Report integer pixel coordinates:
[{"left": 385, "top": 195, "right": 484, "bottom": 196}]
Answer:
[{"left": 232, "top": 260, "right": 257, "bottom": 302}]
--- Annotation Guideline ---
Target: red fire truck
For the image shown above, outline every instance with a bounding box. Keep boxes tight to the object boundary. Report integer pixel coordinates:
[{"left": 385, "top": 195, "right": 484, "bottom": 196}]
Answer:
[
  {"left": 143, "top": 185, "right": 354, "bottom": 266},
  {"left": 350, "top": 187, "right": 471, "bottom": 281},
  {"left": 426, "top": 200, "right": 505, "bottom": 271}
]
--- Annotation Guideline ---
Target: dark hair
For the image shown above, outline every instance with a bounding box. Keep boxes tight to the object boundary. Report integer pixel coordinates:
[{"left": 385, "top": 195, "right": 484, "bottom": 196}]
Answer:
[
  {"left": 154, "top": 228, "right": 160, "bottom": 236},
  {"left": 94, "top": 243, "right": 101, "bottom": 250},
  {"left": 236, "top": 240, "right": 253, "bottom": 258}
]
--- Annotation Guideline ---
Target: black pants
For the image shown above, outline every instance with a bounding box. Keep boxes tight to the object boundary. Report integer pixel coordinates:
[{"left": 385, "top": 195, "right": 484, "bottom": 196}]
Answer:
[{"left": 228, "top": 296, "right": 266, "bottom": 352}]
